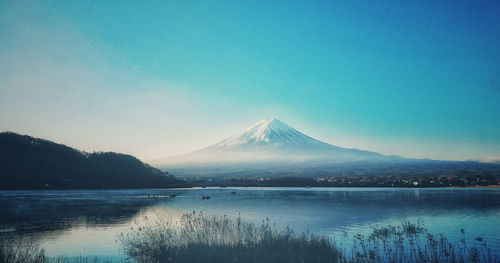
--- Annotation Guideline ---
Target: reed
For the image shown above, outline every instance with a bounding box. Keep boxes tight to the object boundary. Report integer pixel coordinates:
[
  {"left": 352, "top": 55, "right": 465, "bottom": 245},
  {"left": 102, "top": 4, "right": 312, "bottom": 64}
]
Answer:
[
  {"left": 0, "top": 238, "right": 111, "bottom": 263},
  {"left": 118, "top": 211, "right": 341, "bottom": 263},
  {"left": 344, "top": 221, "right": 496, "bottom": 263},
  {"left": 2, "top": 214, "right": 497, "bottom": 263},
  {"left": 118, "top": 212, "right": 498, "bottom": 263},
  {"left": 0, "top": 237, "right": 45, "bottom": 263}
]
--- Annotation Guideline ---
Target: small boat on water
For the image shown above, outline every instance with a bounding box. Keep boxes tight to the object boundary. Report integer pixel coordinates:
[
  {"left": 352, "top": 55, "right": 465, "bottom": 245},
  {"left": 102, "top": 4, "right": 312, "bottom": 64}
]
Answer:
[{"left": 201, "top": 195, "right": 211, "bottom": 200}]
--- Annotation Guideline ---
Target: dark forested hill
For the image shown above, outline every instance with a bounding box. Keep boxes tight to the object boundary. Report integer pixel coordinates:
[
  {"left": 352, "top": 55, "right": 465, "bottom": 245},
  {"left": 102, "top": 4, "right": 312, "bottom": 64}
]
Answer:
[{"left": 0, "top": 132, "right": 184, "bottom": 189}]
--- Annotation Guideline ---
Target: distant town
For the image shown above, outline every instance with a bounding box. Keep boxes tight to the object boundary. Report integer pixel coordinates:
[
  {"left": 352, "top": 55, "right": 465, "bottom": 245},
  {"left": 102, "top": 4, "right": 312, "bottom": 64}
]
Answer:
[{"left": 188, "top": 174, "right": 500, "bottom": 188}]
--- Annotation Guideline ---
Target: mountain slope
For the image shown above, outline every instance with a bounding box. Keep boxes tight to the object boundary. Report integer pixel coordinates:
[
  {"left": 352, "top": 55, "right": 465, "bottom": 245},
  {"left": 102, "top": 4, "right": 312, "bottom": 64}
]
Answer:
[
  {"left": 0, "top": 132, "right": 183, "bottom": 189},
  {"left": 155, "top": 118, "right": 391, "bottom": 168},
  {"left": 153, "top": 119, "right": 500, "bottom": 179},
  {"left": 211, "top": 118, "right": 329, "bottom": 149}
]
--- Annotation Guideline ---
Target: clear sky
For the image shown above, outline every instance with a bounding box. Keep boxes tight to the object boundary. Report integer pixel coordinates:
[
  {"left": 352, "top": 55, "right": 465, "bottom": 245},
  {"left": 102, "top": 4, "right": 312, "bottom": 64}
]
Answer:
[{"left": 1, "top": 0, "right": 499, "bottom": 161}]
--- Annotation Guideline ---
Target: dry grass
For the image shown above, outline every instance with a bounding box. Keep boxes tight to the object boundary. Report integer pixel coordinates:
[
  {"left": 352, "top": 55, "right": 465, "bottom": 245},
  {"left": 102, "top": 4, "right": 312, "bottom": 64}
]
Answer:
[
  {"left": 0, "top": 237, "right": 45, "bottom": 263},
  {"left": 118, "top": 211, "right": 341, "bottom": 263},
  {"left": 2, "top": 214, "right": 498, "bottom": 263},
  {"left": 344, "top": 221, "right": 497, "bottom": 263},
  {"left": 118, "top": 213, "right": 498, "bottom": 263}
]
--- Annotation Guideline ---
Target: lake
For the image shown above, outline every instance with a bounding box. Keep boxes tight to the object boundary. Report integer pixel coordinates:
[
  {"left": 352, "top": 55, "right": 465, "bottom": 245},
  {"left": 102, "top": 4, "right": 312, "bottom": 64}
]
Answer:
[{"left": 0, "top": 187, "right": 499, "bottom": 261}]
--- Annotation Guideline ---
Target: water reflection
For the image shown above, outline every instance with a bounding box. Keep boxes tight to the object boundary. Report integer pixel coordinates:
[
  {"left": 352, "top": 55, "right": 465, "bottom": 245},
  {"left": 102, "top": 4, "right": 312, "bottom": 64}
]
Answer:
[
  {"left": 0, "top": 188, "right": 499, "bottom": 260},
  {"left": 0, "top": 190, "right": 168, "bottom": 235}
]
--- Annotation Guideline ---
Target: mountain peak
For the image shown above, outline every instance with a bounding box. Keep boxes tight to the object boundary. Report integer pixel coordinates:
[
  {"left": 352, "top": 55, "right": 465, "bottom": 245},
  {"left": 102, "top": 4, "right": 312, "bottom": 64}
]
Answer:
[
  {"left": 249, "top": 118, "right": 292, "bottom": 134},
  {"left": 259, "top": 117, "right": 279, "bottom": 123},
  {"left": 251, "top": 118, "right": 284, "bottom": 127},
  {"left": 155, "top": 118, "right": 388, "bottom": 167},
  {"left": 211, "top": 118, "right": 322, "bottom": 149}
]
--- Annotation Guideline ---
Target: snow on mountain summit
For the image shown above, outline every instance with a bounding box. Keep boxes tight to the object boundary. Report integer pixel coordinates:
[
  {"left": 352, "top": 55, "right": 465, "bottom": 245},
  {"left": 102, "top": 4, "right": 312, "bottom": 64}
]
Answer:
[
  {"left": 154, "top": 118, "right": 388, "bottom": 167},
  {"left": 211, "top": 118, "right": 325, "bottom": 148}
]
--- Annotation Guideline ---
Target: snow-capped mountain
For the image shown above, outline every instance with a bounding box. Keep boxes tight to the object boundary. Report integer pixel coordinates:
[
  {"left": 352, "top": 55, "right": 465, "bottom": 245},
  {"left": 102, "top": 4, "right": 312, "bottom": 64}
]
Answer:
[
  {"left": 151, "top": 119, "right": 500, "bottom": 179},
  {"left": 210, "top": 118, "right": 332, "bottom": 150},
  {"left": 154, "top": 118, "right": 388, "bottom": 167}
]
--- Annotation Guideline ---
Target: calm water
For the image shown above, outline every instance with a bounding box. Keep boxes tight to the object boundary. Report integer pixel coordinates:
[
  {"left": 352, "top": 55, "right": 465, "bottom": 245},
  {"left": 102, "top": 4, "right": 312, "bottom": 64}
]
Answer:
[{"left": 0, "top": 187, "right": 499, "bottom": 261}]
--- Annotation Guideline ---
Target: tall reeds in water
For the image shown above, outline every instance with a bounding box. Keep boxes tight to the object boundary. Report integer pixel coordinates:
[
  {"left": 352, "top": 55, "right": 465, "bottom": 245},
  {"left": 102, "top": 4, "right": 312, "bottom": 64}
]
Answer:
[
  {"left": 1, "top": 213, "right": 497, "bottom": 263},
  {"left": 0, "top": 237, "right": 45, "bottom": 263},
  {"left": 119, "top": 212, "right": 497, "bottom": 263},
  {"left": 0, "top": 237, "right": 104, "bottom": 263},
  {"left": 344, "top": 220, "right": 495, "bottom": 263},
  {"left": 118, "top": 211, "right": 341, "bottom": 263}
]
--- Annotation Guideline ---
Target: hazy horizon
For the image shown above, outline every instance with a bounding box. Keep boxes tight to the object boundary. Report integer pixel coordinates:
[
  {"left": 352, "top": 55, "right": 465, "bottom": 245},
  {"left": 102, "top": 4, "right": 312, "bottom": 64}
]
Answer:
[{"left": 1, "top": 0, "right": 500, "bottom": 162}]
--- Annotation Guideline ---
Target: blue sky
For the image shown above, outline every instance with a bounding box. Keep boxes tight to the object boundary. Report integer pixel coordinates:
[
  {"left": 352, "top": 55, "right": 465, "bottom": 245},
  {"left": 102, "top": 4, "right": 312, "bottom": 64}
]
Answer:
[{"left": 1, "top": 0, "right": 499, "bottom": 161}]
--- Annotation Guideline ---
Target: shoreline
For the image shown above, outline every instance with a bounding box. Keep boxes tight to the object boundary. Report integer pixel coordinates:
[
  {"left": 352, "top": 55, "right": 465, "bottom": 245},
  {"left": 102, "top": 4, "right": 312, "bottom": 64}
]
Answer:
[
  {"left": 447, "top": 185, "right": 500, "bottom": 188},
  {"left": 1, "top": 185, "right": 500, "bottom": 191}
]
